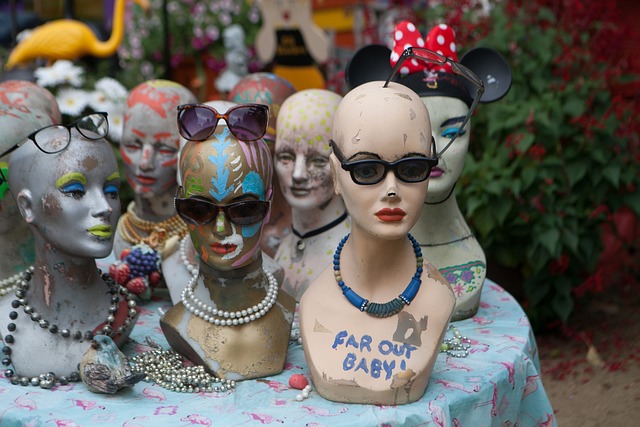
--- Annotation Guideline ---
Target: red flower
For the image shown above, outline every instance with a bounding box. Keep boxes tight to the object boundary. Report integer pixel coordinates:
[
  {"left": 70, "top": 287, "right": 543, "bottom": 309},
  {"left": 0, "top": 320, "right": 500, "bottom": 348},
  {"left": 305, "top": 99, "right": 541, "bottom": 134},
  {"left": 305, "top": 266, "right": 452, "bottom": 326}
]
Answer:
[{"left": 549, "top": 253, "right": 570, "bottom": 276}]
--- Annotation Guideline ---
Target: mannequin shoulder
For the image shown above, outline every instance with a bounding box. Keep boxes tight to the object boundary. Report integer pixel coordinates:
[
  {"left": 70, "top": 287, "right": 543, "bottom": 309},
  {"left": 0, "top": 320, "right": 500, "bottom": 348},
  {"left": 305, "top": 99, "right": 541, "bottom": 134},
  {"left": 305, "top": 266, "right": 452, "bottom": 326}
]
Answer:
[
  {"left": 423, "top": 261, "right": 456, "bottom": 307},
  {"left": 299, "top": 264, "right": 335, "bottom": 310}
]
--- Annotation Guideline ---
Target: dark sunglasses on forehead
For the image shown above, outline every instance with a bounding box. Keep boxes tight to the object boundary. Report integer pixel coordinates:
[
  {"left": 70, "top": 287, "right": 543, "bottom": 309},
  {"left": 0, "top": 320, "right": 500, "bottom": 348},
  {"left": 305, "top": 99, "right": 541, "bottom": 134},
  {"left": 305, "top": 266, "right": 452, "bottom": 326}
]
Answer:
[
  {"left": 329, "top": 138, "right": 438, "bottom": 186},
  {"left": 174, "top": 186, "right": 270, "bottom": 227},
  {"left": 177, "top": 103, "right": 269, "bottom": 142},
  {"left": 0, "top": 112, "right": 109, "bottom": 159},
  {"left": 384, "top": 47, "right": 485, "bottom": 157}
]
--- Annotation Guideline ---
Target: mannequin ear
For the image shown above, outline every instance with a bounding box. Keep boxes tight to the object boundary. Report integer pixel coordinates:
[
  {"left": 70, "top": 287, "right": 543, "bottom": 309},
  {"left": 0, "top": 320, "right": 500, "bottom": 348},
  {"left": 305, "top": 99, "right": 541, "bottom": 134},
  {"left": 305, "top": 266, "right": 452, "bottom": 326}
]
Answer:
[
  {"left": 16, "top": 189, "right": 35, "bottom": 224},
  {"left": 329, "top": 153, "right": 342, "bottom": 196},
  {"left": 460, "top": 47, "right": 512, "bottom": 103}
]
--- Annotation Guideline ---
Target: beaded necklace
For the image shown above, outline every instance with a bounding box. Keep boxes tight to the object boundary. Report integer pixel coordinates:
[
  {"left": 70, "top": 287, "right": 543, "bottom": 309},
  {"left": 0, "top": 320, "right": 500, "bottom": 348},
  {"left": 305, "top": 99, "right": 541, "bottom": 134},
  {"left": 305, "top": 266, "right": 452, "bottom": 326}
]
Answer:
[
  {"left": 180, "top": 235, "right": 198, "bottom": 277},
  {"left": 118, "top": 201, "right": 187, "bottom": 248},
  {"left": 333, "top": 233, "right": 423, "bottom": 318},
  {"left": 1, "top": 267, "right": 138, "bottom": 389},
  {"left": 181, "top": 267, "right": 279, "bottom": 326},
  {"left": 0, "top": 270, "right": 23, "bottom": 298}
]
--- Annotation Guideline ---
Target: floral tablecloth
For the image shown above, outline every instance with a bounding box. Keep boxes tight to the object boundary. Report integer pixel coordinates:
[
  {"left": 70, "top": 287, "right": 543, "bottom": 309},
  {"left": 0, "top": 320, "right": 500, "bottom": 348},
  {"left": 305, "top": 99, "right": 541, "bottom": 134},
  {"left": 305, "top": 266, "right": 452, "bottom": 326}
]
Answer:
[{"left": 0, "top": 280, "right": 556, "bottom": 427}]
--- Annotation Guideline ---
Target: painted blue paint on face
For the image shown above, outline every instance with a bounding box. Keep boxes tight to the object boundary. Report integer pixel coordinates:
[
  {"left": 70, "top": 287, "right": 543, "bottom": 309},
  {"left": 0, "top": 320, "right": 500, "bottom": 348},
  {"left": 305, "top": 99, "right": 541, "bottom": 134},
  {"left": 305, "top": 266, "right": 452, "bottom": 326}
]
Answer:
[
  {"left": 240, "top": 170, "right": 265, "bottom": 238},
  {"left": 208, "top": 129, "right": 234, "bottom": 200}
]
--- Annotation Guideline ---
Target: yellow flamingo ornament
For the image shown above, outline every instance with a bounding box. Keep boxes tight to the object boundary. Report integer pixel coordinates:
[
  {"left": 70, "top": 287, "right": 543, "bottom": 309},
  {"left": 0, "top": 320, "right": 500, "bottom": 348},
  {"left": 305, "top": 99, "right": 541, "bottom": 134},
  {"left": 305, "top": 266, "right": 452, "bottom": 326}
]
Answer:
[{"left": 5, "top": 0, "right": 149, "bottom": 69}]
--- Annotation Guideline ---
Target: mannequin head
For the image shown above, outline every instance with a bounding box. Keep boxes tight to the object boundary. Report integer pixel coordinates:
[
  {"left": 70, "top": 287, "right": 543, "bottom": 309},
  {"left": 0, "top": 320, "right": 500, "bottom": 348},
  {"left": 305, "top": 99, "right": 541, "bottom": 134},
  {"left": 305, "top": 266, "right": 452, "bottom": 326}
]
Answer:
[
  {"left": 178, "top": 119, "right": 273, "bottom": 270},
  {"left": 228, "top": 72, "right": 296, "bottom": 146},
  {"left": 275, "top": 89, "right": 342, "bottom": 211},
  {"left": 121, "top": 80, "right": 197, "bottom": 198},
  {"left": 8, "top": 116, "right": 120, "bottom": 259},
  {"left": 330, "top": 81, "right": 434, "bottom": 240},
  {"left": 421, "top": 96, "right": 470, "bottom": 200},
  {"left": 0, "top": 81, "right": 61, "bottom": 235}
]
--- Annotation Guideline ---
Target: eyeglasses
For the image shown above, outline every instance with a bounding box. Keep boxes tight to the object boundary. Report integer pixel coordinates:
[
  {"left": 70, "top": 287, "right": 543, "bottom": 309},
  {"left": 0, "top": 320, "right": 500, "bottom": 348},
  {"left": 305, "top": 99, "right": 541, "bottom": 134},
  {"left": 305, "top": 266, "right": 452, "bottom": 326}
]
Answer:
[
  {"left": 0, "top": 112, "right": 109, "bottom": 159},
  {"left": 384, "top": 47, "right": 485, "bottom": 157},
  {"left": 174, "top": 186, "right": 270, "bottom": 227},
  {"left": 329, "top": 138, "right": 438, "bottom": 186},
  {"left": 177, "top": 103, "right": 269, "bottom": 142}
]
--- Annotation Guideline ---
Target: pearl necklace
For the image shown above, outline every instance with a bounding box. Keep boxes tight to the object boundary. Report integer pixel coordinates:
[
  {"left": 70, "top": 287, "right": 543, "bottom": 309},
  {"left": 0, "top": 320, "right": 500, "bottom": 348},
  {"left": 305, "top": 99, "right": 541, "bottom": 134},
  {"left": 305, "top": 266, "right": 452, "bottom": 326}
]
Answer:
[
  {"left": 2, "top": 267, "right": 138, "bottom": 389},
  {"left": 333, "top": 233, "right": 423, "bottom": 318},
  {"left": 440, "top": 324, "right": 471, "bottom": 358},
  {"left": 0, "top": 270, "right": 23, "bottom": 298},
  {"left": 181, "top": 267, "right": 279, "bottom": 326},
  {"left": 118, "top": 201, "right": 187, "bottom": 247},
  {"left": 180, "top": 236, "right": 198, "bottom": 277}
]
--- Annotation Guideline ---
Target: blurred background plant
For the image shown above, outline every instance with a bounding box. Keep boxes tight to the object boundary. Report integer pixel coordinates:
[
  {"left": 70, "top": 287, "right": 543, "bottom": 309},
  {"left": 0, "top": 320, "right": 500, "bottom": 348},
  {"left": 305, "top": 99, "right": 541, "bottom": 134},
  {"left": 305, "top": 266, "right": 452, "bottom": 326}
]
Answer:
[{"left": 425, "top": 0, "right": 640, "bottom": 329}]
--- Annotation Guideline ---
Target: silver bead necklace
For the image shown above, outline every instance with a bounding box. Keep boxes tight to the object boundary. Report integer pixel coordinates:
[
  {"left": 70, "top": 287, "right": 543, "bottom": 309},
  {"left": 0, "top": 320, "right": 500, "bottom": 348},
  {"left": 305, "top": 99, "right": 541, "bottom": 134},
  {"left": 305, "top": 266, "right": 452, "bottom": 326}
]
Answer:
[
  {"left": 128, "top": 337, "right": 235, "bottom": 394},
  {"left": 181, "top": 267, "right": 279, "bottom": 326},
  {"left": 439, "top": 324, "right": 471, "bottom": 357},
  {"left": 0, "top": 270, "right": 24, "bottom": 298}
]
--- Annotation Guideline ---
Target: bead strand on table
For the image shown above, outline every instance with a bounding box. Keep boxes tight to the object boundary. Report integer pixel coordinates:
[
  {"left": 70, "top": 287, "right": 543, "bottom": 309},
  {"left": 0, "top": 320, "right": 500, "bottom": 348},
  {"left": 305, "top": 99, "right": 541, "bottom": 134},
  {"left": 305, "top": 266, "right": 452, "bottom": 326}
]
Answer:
[{"left": 440, "top": 324, "right": 471, "bottom": 357}]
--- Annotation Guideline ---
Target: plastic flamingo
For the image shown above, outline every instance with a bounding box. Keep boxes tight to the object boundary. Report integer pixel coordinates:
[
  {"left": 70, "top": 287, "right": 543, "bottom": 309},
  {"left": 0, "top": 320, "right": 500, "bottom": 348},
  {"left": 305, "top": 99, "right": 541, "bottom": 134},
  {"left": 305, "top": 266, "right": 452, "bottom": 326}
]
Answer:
[{"left": 5, "top": 0, "right": 149, "bottom": 69}]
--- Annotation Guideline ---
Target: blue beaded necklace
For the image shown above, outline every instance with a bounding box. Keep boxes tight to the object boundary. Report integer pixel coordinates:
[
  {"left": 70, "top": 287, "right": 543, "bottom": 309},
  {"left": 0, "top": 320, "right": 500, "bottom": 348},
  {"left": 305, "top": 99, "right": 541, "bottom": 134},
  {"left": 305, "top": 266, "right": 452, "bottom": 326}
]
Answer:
[{"left": 333, "top": 233, "right": 423, "bottom": 318}]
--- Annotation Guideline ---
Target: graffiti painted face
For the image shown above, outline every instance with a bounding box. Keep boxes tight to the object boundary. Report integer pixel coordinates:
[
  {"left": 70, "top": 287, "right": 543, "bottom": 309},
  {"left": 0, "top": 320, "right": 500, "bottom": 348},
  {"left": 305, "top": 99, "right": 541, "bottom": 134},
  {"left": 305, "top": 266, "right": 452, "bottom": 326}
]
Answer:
[
  {"left": 27, "top": 130, "right": 120, "bottom": 258},
  {"left": 121, "top": 80, "right": 196, "bottom": 198},
  {"left": 179, "top": 126, "right": 273, "bottom": 270}
]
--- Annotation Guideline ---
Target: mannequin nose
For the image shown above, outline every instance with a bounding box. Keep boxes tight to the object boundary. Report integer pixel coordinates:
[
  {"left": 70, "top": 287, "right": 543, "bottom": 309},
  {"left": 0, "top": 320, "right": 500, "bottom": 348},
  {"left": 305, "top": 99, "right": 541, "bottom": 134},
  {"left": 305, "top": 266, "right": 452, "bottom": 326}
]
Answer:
[
  {"left": 139, "top": 146, "right": 155, "bottom": 171},
  {"left": 292, "top": 156, "right": 308, "bottom": 182},
  {"left": 211, "top": 210, "right": 230, "bottom": 237},
  {"left": 92, "top": 192, "right": 114, "bottom": 219}
]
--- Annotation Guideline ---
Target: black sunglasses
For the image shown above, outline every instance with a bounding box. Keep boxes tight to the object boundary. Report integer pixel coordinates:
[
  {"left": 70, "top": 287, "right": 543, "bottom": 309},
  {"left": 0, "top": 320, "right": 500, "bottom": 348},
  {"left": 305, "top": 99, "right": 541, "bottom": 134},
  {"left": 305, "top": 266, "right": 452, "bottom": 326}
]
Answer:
[
  {"left": 0, "top": 112, "right": 109, "bottom": 159},
  {"left": 329, "top": 138, "right": 438, "bottom": 185},
  {"left": 385, "top": 47, "right": 484, "bottom": 157},
  {"left": 177, "top": 103, "right": 269, "bottom": 142},
  {"left": 174, "top": 186, "right": 270, "bottom": 227}
]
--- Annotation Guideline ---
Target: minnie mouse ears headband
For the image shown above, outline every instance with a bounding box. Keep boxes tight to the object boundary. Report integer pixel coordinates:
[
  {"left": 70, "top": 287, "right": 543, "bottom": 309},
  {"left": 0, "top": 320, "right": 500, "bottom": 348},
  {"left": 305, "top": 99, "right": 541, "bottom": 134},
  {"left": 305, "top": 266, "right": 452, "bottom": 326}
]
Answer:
[{"left": 346, "top": 22, "right": 512, "bottom": 105}]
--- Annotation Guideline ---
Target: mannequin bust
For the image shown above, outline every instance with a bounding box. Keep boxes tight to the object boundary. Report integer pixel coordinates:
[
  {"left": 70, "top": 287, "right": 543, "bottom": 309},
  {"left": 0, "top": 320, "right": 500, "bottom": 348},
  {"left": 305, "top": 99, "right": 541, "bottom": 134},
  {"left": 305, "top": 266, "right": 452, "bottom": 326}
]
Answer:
[
  {"left": 412, "top": 95, "right": 486, "bottom": 320},
  {"left": 300, "top": 81, "right": 455, "bottom": 405},
  {"left": 0, "top": 81, "right": 61, "bottom": 290},
  {"left": 160, "top": 109, "right": 296, "bottom": 380},
  {"left": 114, "top": 80, "right": 197, "bottom": 259},
  {"left": 162, "top": 100, "right": 285, "bottom": 305},
  {"left": 0, "top": 113, "right": 138, "bottom": 385},
  {"left": 273, "top": 89, "right": 350, "bottom": 300},
  {"left": 228, "top": 72, "right": 297, "bottom": 257},
  {"left": 346, "top": 22, "right": 511, "bottom": 321}
]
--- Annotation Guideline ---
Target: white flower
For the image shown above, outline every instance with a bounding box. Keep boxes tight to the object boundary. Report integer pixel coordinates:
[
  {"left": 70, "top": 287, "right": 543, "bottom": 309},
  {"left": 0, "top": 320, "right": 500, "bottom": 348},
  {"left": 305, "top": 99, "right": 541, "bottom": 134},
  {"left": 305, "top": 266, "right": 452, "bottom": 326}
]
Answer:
[
  {"left": 34, "top": 60, "right": 84, "bottom": 88},
  {"left": 107, "top": 110, "right": 125, "bottom": 143},
  {"left": 95, "top": 77, "right": 128, "bottom": 102},
  {"left": 56, "top": 88, "right": 89, "bottom": 117},
  {"left": 87, "top": 90, "right": 116, "bottom": 113}
]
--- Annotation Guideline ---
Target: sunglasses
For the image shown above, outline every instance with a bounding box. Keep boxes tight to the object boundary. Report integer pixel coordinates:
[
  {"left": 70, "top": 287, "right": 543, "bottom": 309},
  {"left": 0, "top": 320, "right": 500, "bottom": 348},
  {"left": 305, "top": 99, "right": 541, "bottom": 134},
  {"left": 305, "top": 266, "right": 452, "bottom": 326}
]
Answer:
[
  {"left": 177, "top": 103, "right": 269, "bottom": 142},
  {"left": 329, "top": 138, "right": 438, "bottom": 185},
  {"left": 384, "top": 47, "right": 485, "bottom": 157},
  {"left": 0, "top": 112, "right": 109, "bottom": 159},
  {"left": 174, "top": 186, "right": 270, "bottom": 227}
]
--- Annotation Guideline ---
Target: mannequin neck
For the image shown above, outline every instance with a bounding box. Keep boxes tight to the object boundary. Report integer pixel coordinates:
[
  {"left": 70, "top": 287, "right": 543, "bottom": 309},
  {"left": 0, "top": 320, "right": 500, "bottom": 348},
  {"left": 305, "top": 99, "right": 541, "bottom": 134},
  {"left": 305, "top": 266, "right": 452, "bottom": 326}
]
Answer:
[
  {"left": 132, "top": 188, "right": 178, "bottom": 222},
  {"left": 413, "top": 188, "right": 472, "bottom": 245},
  {"left": 196, "top": 256, "right": 269, "bottom": 311},
  {"left": 291, "top": 196, "right": 346, "bottom": 235}
]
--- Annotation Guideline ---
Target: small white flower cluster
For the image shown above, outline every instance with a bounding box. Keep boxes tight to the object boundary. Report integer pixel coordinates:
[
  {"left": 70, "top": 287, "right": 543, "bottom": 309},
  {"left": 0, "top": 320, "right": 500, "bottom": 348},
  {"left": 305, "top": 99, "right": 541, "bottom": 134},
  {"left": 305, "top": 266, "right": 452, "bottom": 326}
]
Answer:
[{"left": 34, "top": 60, "right": 128, "bottom": 142}]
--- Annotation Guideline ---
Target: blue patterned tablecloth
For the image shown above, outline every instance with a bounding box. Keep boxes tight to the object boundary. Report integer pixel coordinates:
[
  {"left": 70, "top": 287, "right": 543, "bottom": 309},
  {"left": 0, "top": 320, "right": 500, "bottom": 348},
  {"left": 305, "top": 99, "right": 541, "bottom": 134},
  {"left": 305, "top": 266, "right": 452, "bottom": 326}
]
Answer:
[{"left": 0, "top": 280, "right": 556, "bottom": 427}]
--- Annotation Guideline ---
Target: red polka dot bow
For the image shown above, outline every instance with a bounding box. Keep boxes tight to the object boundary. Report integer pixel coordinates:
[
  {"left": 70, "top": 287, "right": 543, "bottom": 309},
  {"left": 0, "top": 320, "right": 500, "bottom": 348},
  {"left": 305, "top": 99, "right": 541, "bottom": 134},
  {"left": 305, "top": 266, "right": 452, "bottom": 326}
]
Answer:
[{"left": 390, "top": 21, "right": 458, "bottom": 75}]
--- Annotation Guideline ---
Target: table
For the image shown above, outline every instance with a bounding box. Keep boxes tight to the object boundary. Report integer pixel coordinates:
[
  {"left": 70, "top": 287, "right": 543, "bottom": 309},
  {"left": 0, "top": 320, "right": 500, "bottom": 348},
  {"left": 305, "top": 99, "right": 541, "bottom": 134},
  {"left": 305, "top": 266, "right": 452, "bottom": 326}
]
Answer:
[{"left": 0, "top": 280, "right": 556, "bottom": 427}]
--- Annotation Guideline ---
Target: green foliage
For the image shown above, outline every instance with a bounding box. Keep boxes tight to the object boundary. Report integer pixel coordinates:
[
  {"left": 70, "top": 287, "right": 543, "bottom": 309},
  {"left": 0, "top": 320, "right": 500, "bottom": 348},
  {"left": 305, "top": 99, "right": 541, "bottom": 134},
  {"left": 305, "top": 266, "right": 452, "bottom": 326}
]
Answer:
[{"left": 451, "top": 2, "right": 640, "bottom": 328}]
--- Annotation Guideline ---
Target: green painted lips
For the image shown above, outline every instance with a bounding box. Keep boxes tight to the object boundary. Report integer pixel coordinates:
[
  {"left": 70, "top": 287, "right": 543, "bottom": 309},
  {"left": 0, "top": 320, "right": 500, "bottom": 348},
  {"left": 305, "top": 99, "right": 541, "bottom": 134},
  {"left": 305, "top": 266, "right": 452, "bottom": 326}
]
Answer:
[{"left": 87, "top": 224, "right": 112, "bottom": 239}]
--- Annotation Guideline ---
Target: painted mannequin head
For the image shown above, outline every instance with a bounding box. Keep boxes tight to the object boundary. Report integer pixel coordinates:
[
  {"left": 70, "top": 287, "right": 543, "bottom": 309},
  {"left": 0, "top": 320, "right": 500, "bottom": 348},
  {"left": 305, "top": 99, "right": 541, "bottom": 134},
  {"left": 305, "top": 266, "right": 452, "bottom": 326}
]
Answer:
[
  {"left": 178, "top": 121, "right": 273, "bottom": 271},
  {"left": 8, "top": 125, "right": 120, "bottom": 259},
  {"left": 330, "top": 81, "right": 433, "bottom": 240},
  {"left": 275, "top": 89, "right": 342, "bottom": 211},
  {"left": 0, "top": 81, "right": 61, "bottom": 234},
  {"left": 422, "top": 96, "right": 470, "bottom": 200},
  {"left": 121, "top": 80, "right": 197, "bottom": 198},
  {"left": 228, "top": 72, "right": 296, "bottom": 147}
]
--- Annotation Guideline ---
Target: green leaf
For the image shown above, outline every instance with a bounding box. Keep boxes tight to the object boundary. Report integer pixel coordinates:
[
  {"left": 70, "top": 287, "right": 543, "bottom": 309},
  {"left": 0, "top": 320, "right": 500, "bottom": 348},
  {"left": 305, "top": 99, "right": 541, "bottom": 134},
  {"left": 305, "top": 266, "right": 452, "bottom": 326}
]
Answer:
[
  {"left": 622, "top": 193, "right": 640, "bottom": 216},
  {"left": 566, "top": 160, "right": 588, "bottom": 187},
  {"left": 601, "top": 164, "right": 621, "bottom": 187},
  {"left": 551, "top": 278, "right": 574, "bottom": 323},
  {"left": 525, "top": 278, "right": 551, "bottom": 306},
  {"left": 563, "top": 98, "right": 586, "bottom": 117},
  {"left": 537, "top": 228, "right": 561, "bottom": 257}
]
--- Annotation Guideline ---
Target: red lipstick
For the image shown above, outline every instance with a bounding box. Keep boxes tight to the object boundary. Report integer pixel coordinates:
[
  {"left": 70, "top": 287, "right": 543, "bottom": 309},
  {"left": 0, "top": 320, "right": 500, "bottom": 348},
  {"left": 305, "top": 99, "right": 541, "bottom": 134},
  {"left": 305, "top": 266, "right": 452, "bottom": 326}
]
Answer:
[
  {"left": 137, "top": 175, "right": 157, "bottom": 185},
  {"left": 375, "top": 208, "right": 406, "bottom": 222},
  {"left": 211, "top": 242, "right": 237, "bottom": 255}
]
